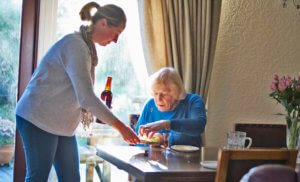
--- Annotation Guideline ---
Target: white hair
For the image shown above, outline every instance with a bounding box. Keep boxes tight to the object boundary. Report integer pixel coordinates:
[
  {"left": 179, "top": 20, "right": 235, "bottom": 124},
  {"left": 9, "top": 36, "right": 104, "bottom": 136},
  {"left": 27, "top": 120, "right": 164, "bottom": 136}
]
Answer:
[{"left": 148, "top": 67, "right": 186, "bottom": 100}]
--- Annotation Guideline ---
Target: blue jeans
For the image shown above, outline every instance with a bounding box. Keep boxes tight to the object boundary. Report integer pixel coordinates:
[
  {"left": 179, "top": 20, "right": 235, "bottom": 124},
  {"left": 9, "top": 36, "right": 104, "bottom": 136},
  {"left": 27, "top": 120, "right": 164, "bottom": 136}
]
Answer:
[{"left": 16, "top": 115, "right": 80, "bottom": 182}]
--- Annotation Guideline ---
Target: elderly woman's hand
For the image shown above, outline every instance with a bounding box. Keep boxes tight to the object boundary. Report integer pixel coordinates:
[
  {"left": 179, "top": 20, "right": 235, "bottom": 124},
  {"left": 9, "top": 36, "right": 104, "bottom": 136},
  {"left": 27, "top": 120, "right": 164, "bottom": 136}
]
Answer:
[{"left": 138, "top": 120, "right": 170, "bottom": 139}]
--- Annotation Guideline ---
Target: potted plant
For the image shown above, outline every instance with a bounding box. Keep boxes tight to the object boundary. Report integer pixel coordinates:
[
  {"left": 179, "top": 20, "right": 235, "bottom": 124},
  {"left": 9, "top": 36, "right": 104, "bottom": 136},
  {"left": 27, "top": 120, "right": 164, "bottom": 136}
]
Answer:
[
  {"left": 269, "top": 74, "right": 300, "bottom": 149},
  {"left": 0, "top": 117, "right": 15, "bottom": 164}
]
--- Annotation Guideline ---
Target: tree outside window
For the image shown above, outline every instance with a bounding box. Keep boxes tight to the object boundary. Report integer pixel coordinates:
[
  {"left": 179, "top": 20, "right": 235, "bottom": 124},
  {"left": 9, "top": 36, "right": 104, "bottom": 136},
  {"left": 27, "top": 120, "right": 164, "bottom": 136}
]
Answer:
[{"left": 0, "top": 0, "right": 21, "bottom": 174}]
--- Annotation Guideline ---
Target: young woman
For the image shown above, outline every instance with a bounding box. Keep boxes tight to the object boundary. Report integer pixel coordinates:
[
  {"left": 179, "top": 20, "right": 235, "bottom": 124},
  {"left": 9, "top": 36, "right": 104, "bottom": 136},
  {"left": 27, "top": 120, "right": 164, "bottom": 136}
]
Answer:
[{"left": 15, "top": 2, "right": 139, "bottom": 181}]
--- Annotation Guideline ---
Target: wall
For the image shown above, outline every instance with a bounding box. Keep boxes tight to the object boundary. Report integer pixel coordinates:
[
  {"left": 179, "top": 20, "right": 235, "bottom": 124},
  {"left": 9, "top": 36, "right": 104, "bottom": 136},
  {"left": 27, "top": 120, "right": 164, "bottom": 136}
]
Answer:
[{"left": 205, "top": 0, "right": 300, "bottom": 147}]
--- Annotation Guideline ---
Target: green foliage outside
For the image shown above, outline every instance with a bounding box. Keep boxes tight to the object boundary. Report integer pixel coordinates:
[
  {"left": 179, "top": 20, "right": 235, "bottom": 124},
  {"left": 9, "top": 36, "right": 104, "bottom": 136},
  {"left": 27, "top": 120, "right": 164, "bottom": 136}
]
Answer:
[
  {"left": 0, "top": 118, "right": 15, "bottom": 146},
  {"left": 0, "top": 0, "right": 146, "bottom": 127},
  {"left": 0, "top": 0, "right": 21, "bottom": 122}
]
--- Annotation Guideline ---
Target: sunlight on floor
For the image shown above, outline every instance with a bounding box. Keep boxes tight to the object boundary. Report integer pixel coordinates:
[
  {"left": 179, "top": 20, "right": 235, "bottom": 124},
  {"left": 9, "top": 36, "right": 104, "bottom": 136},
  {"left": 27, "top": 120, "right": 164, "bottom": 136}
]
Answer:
[{"left": 48, "top": 163, "right": 129, "bottom": 182}]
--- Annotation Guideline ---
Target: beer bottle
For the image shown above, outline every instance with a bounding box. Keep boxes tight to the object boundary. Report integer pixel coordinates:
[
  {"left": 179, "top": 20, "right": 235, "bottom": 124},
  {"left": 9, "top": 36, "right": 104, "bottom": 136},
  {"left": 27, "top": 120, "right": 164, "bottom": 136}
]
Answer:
[{"left": 96, "top": 76, "right": 113, "bottom": 124}]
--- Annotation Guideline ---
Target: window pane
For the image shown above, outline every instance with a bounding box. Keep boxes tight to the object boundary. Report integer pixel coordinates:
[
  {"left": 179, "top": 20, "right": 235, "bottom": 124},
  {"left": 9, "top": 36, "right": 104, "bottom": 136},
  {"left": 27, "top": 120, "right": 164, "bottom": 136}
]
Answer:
[
  {"left": 55, "top": 1, "right": 148, "bottom": 181},
  {"left": 0, "top": 0, "right": 22, "bottom": 180}
]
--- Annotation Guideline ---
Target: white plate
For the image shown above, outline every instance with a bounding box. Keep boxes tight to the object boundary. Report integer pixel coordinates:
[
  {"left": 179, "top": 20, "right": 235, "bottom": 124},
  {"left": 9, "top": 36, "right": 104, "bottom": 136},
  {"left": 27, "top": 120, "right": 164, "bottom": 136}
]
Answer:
[
  {"left": 200, "top": 160, "right": 218, "bottom": 169},
  {"left": 170, "top": 145, "right": 200, "bottom": 152}
]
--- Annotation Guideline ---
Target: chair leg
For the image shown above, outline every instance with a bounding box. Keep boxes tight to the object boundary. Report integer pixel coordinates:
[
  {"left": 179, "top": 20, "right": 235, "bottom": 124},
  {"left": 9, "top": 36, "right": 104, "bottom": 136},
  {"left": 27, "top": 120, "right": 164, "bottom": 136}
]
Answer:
[
  {"left": 86, "top": 162, "right": 94, "bottom": 182},
  {"left": 128, "top": 174, "right": 132, "bottom": 182},
  {"left": 95, "top": 164, "right": 103, "bottom": 182},
  {"left": 101, "top": 160, "right": 111, "bottom": 182}
]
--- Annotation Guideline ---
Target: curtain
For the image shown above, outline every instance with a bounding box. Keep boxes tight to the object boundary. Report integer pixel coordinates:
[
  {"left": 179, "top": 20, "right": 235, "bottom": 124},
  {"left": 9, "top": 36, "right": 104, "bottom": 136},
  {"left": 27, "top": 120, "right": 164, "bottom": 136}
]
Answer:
[
  {"left": 138, "top": 0, "right": 168, "bottom": 74},
  {"left": 138, "top": 0, "right": 222, "bottom": 102}
]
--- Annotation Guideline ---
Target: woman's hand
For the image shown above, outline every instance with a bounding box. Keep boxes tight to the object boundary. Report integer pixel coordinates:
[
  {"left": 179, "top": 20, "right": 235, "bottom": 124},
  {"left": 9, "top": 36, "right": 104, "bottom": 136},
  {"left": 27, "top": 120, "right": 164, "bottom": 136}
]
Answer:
[
  {"left": 112, "top": 120, "right": 140, "bottom": 144},
  {"left": 138, "top": 120, "right": 170, "bottom": 139}
]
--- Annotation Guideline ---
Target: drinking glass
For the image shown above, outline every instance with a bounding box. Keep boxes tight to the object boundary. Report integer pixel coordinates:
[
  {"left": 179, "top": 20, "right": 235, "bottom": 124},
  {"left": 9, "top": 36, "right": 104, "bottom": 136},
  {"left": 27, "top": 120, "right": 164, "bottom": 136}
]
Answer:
[
  {"left": 163, "top": 132, "right": 170, "bottom": 149},
  {"left": 226, "top": 131, "right": 252, "bottom": 149}
]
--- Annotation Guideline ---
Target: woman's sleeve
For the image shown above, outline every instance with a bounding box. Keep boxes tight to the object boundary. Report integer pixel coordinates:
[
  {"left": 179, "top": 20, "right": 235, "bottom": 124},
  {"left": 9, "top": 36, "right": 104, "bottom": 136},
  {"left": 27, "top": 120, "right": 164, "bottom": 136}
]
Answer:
[
  {"left": 61, "top": 37, "right": 118, "bottom": 125},
  {"left": 170, "top": 95, "right": 207, "bottom": 136}
]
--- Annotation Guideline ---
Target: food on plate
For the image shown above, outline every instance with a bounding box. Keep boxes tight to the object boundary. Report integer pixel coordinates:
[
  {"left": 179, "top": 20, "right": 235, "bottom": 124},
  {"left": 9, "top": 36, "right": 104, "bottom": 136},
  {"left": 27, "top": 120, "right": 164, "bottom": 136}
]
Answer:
[{"left": 139, "top": 135, "right": 161, "bottom": 142}]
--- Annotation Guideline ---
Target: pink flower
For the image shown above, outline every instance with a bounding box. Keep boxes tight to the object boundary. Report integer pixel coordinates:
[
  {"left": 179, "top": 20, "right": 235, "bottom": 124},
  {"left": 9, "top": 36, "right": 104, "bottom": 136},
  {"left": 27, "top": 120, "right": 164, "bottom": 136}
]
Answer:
[
  {"left": 285, "top": 77, "right": 293, "bottom": 87},
  {"left": 293, "top": 76, "right": 300, "bottom": 91},
  {"left": 273, "top": 74, "right": 279, "bottom": 82},
  {"left": 278, "top": 78, "right": 287, "bottom": 92},
  {"left": 270, "top": 82, "right": 278, "bottom": 91},
  {"left": 284, "top": 75, "right": 291, "bottom": 80},
  {"left": 297, "top": 80, "right": 300, "bottom": 91},
  {"left": 283, "top": 75, "right": 292, "bottom": 87}
]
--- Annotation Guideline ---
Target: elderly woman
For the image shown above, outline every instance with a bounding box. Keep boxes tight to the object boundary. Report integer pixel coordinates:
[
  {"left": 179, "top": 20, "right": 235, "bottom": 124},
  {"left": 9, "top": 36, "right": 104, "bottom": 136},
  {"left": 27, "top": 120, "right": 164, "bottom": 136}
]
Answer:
[{"left": 136, "top": 67, "right": 207, "bottom": 147}]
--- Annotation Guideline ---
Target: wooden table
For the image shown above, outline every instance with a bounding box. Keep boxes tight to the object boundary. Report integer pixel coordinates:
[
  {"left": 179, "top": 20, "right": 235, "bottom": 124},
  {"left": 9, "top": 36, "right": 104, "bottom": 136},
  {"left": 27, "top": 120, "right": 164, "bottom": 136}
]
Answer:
[{"left": 96, "top": 145, "right": 218, "bottom": 182}]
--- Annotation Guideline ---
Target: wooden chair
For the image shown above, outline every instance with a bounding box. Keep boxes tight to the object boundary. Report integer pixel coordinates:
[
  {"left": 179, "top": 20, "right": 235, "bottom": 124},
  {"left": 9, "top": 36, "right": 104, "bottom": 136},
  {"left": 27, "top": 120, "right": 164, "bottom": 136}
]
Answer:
[
  {"left": 77, "top": 132, "right": 110, "bottom": 182},
  {"left": 240, "top": 164, "right": 300, "bottom": 182},
  {"left": 235, "top": 123, "right": 286, "bottom": 148},
  {"left": 129, "top": 114, "right": 140, "bottom": 132},
  {"left": 78, "top": 140, "right": 105, "bottom": 182},
  {"left": 214, "top": 148, "right": 298, "bottom": 182}
]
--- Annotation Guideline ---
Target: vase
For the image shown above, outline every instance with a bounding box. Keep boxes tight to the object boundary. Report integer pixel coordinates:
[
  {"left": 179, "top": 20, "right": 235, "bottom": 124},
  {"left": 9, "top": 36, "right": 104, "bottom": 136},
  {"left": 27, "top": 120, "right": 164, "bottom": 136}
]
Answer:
[
  {"left": 0, "top": 144, "right": 14, "bottom": 164},
  {"left": 286, "top": 117, "right": 300, "bottom": 149}
]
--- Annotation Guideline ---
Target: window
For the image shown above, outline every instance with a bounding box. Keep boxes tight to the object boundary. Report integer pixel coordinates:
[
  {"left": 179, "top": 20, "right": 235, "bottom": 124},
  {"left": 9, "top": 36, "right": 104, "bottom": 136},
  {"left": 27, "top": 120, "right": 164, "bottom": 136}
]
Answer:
[
  {"left": 0, "top": 0, "right": 21, "bottom": 176},
  {"left": 43, "top": 1, "right": 149, "bottom": 181},
  {"left": 55, "top": 0, "right": 148, "bottom": 132}
]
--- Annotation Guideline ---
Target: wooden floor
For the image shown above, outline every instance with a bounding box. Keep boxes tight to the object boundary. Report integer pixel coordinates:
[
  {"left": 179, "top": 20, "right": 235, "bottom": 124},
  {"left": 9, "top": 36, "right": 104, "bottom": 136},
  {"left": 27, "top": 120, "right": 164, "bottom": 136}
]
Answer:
[
  {"left": 0, "top": 162, "right": 128, "bottom": 182},
  {"left": 0, "top": 163, "right": 13, "bottom": 182},
  {"left": 0, "top": 144, "right": 129, "bottom": 182}
]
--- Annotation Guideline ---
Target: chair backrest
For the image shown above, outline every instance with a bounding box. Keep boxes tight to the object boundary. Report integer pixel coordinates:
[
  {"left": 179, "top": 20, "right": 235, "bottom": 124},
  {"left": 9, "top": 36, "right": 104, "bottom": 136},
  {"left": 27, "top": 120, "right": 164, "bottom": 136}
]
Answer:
[
  {"left": 129, "top": 114, "right": 140, "bottom": 131},
  {"left": 214, "top": 148, "right": 298, "bottom": 182},
  {"left": 235, "top": 123, "right": 286, "bottom": 148},
  {"left": 240, "top": 164, "right": 300, "bottom": 182}
]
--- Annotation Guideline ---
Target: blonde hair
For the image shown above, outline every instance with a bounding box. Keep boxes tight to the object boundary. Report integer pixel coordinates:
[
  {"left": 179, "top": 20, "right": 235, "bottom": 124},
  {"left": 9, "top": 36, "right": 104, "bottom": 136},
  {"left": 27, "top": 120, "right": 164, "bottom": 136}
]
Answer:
[
  {"left": 79, "top": 2, "right": 126, "bottom": 28},
  {"left": 149, "top": 67, "right": 186, "bottom": 100}
]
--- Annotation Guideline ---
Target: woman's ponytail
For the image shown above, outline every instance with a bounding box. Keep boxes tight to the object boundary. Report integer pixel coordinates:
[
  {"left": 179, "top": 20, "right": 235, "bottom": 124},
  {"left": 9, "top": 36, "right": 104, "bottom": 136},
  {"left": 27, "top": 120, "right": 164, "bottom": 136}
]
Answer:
[
  {"left": 80, "top": 2, "right": 126, "bottom": 28},
  {"left": 79, "top": 2, "right": 100, "bottom": 21}
]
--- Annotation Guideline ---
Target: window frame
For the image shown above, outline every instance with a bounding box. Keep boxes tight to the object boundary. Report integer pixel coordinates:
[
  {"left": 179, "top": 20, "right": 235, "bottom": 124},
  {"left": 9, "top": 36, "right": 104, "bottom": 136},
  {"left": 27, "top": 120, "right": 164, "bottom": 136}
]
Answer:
[{"left": 14, "top": 0, "right": 40, "bottom": 181}]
